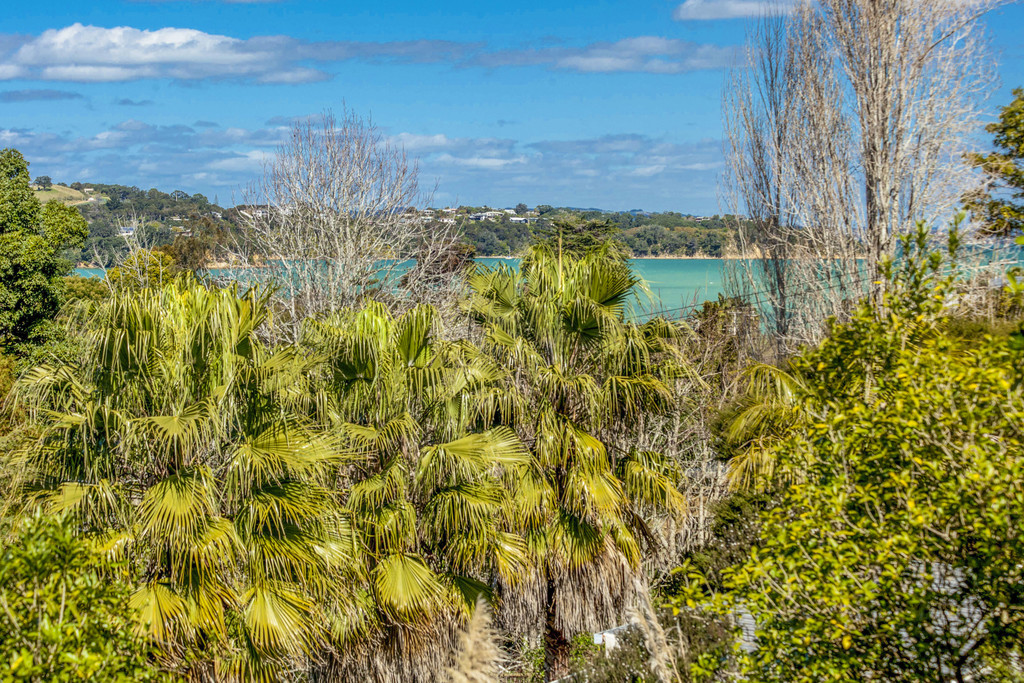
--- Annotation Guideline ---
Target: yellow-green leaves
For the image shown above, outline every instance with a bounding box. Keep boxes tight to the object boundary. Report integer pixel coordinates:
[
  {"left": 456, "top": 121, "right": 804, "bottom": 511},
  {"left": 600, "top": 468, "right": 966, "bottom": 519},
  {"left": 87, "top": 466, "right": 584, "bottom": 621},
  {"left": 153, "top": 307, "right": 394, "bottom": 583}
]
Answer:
[{"left": 371, "top": 553, "right": 447, "bottom": 622}]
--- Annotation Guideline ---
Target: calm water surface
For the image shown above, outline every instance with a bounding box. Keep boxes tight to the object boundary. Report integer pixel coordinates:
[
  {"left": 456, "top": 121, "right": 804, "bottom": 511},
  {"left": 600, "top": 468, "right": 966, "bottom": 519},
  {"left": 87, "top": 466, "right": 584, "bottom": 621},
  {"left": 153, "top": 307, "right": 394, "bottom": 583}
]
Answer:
[{"left": 75, "top": 258, "right": 728, "bottom": 317}]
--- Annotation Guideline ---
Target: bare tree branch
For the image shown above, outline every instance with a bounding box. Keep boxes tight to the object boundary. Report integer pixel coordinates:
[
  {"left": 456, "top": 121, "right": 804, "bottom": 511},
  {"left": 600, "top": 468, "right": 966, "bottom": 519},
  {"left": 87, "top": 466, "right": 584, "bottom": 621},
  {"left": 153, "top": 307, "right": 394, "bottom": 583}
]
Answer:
[
  {"left": 227, "top": 108, "right": 462, "bottom": 340},
  {"left": 724, "top": 0, "right": 1001, "bottom": 353}
]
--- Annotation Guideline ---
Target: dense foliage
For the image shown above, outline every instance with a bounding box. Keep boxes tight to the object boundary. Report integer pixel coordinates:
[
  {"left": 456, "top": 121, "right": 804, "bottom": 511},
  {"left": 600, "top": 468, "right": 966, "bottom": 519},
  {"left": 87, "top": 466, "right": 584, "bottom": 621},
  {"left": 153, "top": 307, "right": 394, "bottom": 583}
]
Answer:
[
  {"left": 0, "top": 149, "right": 88, "bottom": 354},
  {"left": 679, "top": 229, "right": 1024, "bottom": 682},
  {"left": 467, "top": 245, "right": 687, "bottom": 676},
  {"left": 9, "top": 283, "right": 372, "bottom": 680},
  {"left": 2, "top": 241, "right": 694, "bottom": 681},
  {"left": 68, "top": 183, "right": 233, "bottom": 267},
  {"left": 0, "top": 514, "right": 166, "bottom": 682},
  {"left": 456, "top": 208, "right": 741, "bottom": 258},
  {"left": 967, "top": 87, "right": 1024, "bottom": 237}
]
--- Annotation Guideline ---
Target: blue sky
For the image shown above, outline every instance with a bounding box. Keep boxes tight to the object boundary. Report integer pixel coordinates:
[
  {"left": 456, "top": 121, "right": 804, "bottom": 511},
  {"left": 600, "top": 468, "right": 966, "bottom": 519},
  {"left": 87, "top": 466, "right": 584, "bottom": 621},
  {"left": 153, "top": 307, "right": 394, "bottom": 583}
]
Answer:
[{"left": 1, "top": 0, "right": 1023, "bottom": 213}]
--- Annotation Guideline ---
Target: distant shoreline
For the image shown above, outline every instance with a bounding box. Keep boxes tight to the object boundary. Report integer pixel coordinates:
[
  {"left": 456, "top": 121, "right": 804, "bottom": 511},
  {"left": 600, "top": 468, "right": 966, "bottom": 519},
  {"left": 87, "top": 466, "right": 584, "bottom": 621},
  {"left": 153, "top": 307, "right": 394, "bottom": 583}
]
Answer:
[
  {"left": 76, "top": 255, "right": 747, "bottom": 270},
  {"left": 477, "top": 254, "right": 747, "bottom": 260}
]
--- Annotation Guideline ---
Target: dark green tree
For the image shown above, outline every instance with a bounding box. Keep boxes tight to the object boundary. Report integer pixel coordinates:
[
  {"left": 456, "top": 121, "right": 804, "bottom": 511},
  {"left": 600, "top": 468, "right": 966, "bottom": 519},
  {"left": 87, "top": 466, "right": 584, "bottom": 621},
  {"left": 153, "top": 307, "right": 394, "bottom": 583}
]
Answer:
[
  {"left": 34, "top": 175, "right": 52, "bottom": 189},
  {"left": 531, "top": 217, "right": 626, "bottom": 260},
  {"left": 0, "top": 149, "right": 41, "bottom": 233},
  {"left": 0, "top": 149, "right": 88, "bottom": 352},
  {"left": 966, "top": 87, "right": 1024, "bottom": 236}
]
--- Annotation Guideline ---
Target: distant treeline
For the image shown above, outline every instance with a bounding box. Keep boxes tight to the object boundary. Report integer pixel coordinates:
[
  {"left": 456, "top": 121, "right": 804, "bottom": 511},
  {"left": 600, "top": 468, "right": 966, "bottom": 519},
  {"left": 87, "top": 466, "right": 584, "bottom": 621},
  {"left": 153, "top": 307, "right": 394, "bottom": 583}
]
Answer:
[
  {"left": 65, "top": 183, "right": 742, "bottom": 265},
  {"left": 457, "top": 206, "right": 743, "bottom": 257}
]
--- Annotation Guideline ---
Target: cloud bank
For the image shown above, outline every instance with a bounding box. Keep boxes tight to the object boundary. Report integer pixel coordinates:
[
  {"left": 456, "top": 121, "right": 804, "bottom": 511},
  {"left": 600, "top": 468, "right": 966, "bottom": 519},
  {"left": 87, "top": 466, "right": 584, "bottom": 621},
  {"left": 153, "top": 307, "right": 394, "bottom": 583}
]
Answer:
[
  {"left": 1, "top": 118, "right": 722, "bottom": 212},
  {"left": 474, "top": 36, "right": 736, "bottom": 74},
  {"left": 0, "top": 88, "right": 83, "bottom": 102},
  {"left": 0, "top": 23, "right": 737, "bottom": 83}
]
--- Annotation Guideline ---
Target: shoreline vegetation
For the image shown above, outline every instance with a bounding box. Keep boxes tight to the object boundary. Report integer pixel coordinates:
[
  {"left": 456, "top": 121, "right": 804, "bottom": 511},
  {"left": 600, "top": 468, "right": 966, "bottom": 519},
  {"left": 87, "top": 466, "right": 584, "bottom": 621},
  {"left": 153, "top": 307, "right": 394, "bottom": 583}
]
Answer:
[{"left": 49, "top": 182, "right": 748, "bottom": 269}]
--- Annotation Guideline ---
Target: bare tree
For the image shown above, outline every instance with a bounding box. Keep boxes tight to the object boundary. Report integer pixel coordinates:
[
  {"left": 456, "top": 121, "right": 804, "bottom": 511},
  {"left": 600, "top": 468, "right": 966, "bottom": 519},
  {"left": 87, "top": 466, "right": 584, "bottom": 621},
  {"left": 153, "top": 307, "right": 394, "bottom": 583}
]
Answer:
[
  {"left": 229, "top": 109, "right": 461, "bottom": 339},
  {"left": 724, "top": 0, "right": 999, "bottom": 350},
  {"left": 722, "top": 11, "right": 800, "bottom": 351}
]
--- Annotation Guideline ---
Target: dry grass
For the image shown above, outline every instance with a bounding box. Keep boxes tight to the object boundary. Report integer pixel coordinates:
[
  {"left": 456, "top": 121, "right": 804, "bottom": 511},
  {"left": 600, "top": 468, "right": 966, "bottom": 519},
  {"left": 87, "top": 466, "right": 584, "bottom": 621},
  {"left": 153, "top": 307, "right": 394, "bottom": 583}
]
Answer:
[
  {"left": 448, "top": 599, "right": 503, "bottom": 683},
  {"left": 32, "top": 184, "right": 96, "bottom": 205}
]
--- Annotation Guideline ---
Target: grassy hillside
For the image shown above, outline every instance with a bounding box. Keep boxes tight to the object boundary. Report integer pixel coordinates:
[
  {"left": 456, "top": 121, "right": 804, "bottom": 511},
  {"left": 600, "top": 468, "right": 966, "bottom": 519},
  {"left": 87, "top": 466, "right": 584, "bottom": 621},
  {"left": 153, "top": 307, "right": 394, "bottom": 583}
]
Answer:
[{"left": 32, "top": 184, "right": 105, "bottom": 205}]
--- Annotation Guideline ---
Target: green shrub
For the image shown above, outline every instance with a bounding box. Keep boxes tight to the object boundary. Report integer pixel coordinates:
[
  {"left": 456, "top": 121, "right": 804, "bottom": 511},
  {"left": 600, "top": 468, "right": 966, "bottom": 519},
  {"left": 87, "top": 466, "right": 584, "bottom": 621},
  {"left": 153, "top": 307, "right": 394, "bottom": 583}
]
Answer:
[
  {"left": 0, "top": 513, "right": 166, "bottom": 682},
  {"left": 693, "top": 228, "right": 1024, "bottom": 681}
]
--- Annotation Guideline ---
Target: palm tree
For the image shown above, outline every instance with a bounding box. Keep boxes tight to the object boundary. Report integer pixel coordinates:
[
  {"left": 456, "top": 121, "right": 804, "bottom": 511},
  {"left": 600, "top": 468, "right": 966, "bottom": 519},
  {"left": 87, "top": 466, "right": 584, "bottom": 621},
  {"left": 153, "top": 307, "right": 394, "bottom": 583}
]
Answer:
[
  {"left": 465, "top": 244, "right": 687, "bottom": 679},
  {"left": 9, "top": 280, "right": 359, "bottom": 681},
  {"left": 723, "top": 362, "right": 810, "bottom": 491},
  {"left": 301, "top": 301, "right": 532, "bottom": 681}
]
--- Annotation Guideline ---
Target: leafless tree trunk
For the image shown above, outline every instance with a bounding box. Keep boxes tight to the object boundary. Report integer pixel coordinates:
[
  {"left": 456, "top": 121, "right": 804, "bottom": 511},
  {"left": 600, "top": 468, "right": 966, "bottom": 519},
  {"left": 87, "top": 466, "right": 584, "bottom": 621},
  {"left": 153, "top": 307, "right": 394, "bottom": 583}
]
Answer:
[
  {"left": 724, "top": 0, "right": 999, "bottom": 351},
  {"left": 228, "top": 109, "right": 461, "bottom": 340},
  {"left": 722, "top": 11, "right": 800, "bottom": 355}
]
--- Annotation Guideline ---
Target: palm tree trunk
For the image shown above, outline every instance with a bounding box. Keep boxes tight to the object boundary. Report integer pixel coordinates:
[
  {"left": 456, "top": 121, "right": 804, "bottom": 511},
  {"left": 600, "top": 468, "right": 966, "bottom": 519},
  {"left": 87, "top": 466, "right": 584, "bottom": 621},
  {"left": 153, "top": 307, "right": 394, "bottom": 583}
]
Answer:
[{"left": 544, "top": 578, "right": 571, "bottom": 681}]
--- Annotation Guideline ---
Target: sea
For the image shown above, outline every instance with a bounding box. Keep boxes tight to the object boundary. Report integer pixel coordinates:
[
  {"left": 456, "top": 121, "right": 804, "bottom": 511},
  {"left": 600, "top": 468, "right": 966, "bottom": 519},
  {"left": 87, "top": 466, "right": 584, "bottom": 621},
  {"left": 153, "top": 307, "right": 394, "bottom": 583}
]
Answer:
[{"left": 74, "top": 258, "right": 731, "bottom": 319}]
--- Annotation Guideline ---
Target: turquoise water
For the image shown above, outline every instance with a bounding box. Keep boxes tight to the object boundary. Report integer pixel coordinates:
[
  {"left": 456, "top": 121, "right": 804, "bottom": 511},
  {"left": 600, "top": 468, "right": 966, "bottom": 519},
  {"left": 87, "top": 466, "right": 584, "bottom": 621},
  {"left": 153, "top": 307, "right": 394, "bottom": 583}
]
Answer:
[
  {"left": 470, "top": 258, "right": 727, "bottom": 317},
  {"left": 75, "top": 258, "right": 728, "bottom": 317}
]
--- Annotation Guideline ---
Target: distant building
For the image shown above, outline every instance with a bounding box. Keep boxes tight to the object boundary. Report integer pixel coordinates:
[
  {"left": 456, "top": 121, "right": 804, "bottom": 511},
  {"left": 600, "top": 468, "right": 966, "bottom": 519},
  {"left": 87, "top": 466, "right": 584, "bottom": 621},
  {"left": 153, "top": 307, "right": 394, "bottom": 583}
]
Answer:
[{"left": 239, "top": 206, "right": 272, "bottom": 221}]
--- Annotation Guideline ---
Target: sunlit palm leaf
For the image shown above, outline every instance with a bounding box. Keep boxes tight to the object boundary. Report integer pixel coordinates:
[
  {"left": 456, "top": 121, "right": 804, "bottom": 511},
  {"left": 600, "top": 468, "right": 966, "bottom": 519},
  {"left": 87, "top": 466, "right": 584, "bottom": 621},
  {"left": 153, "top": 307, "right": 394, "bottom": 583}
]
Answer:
[
  {"left": 131, "top": 581, "right": 192, "bottom": 642},
  {"left": 242, "top": 582, "right": 316, "bottom": 654},
  {"left": 372, "top": 553, "right": 448, "bottom": 622}
]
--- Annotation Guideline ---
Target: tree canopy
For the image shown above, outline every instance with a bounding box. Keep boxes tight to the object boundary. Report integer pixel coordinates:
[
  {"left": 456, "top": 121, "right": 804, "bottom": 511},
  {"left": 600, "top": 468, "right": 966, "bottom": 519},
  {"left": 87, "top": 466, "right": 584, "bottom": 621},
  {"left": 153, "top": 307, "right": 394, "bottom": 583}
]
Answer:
[
  {"left": 967, "top": 87, "right": 1024, "bottom": 237},
  {"left": 0, "top": 514, "right": 166, "bottom": 683},
  {"left": 0, "top": 148, "right": 88, "bottom": 353}
]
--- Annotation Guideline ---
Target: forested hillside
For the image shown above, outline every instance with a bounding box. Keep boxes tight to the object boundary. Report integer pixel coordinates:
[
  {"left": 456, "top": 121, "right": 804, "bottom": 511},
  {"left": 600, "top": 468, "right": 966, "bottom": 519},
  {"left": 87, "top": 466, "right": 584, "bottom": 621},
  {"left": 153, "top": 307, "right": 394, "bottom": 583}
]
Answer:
[
  {"left": 62, "top": 187, "right": 740, "bottom": 265},
  {"left": 68, "top": 183, "right": 235, "bottom": 266},
  {"left": 454, "top": 206, "right": 741, "bottom": 257}
]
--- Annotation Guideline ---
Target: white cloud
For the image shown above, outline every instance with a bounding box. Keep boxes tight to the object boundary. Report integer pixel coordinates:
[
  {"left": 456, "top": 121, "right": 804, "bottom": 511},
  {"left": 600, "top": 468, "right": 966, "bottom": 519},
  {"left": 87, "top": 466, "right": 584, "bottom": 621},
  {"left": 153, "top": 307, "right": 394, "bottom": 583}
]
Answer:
[
  {"left": 0, "top": 64, "right": 27, "bottom": 79},
  {"left": 3, "top": 23, "right": 321, "bottom": 83},
  {"left": 0, "top": 23, "right": 471, "bottom": 84},
  {"left": 391, "top": 133, "right": 458, "bottom": 152},
  {"left": 434, "top": 153, "right": 527, "bottom": 169},
  {"left": 411, "top": 132, "right": 723, "bottom": 210},
  {"left": 207, "top": 150, "right": 270, "bottom": 173},
  {"left": 0, "top": 23, "right": 741, "bottom": 83},
  {"left": 476, "top": 36, "right": 737, "bottom": 74},
  {"left": 1, "top": 115, "right": 724, "bottom": 212},
  {"left": 673, "top": 0, "right": 796, "bottom": 21},
  {"left": 630, "top": 164, "right": 667, "bottom": 177}
]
